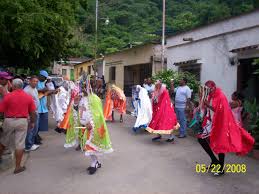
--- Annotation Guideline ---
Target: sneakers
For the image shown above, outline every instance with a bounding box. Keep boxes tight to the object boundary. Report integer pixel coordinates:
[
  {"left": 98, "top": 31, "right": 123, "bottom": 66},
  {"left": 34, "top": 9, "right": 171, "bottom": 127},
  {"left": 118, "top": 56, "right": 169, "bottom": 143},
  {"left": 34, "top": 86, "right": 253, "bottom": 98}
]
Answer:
[
  {"left": 213, "top": 171, "right": 225, "bottom": 176},
  {"left": 25, "top": 144, "right": 40, "bottom": 152}
]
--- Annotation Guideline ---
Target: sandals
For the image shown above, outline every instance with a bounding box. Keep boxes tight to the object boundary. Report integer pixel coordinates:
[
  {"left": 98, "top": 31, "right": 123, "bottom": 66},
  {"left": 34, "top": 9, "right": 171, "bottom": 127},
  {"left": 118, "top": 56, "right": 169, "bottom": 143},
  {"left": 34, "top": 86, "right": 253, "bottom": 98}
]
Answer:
[{"left": 14, "top": 166, "right": 26, "bottom": 174}]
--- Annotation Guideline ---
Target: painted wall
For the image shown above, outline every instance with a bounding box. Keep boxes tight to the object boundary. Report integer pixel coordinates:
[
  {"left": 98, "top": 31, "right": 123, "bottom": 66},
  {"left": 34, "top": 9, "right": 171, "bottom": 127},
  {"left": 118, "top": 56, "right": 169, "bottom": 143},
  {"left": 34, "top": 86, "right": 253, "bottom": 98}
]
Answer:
[
  {"left": 166, "top": 10, "right": 259, "bottom": 98},
  {"left": 104, "top": 44, "right": 162, "bottom": 89},
  {"left": 74, "top": 60, "right": 94, "bottom": 80}
]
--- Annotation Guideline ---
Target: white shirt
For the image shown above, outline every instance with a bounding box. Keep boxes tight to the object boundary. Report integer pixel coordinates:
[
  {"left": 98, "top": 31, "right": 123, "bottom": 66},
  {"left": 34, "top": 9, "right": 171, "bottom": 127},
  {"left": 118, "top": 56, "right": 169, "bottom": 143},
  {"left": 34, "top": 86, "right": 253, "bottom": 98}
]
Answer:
[
  {"left": 46, "top": 82, "right": 55, "bottom": 90},
  {"left": 175, "top": 85, "right": 192, "bottom": 109},
  {"left": 57, "top": 86, "right": 69, "bottom": 112},
  {"left": 24, "top": 85, "right": 40, "bottom": 110},
  {"left": 79, "top": 97, "right": 92, "bottom": 126}
]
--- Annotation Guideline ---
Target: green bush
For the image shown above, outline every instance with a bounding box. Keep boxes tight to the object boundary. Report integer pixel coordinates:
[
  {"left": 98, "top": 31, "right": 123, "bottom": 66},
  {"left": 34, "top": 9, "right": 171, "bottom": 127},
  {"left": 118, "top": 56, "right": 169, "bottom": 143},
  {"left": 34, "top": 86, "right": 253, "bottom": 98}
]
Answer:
[
  {"left": 152, "top": 70, "right": 200, "bottom": 94},
  {"left": 244, "top": 99, "right": 259, "bottom": 149},
  {"left": 252, "top": 58, "right": 259, "bottom": 75}
]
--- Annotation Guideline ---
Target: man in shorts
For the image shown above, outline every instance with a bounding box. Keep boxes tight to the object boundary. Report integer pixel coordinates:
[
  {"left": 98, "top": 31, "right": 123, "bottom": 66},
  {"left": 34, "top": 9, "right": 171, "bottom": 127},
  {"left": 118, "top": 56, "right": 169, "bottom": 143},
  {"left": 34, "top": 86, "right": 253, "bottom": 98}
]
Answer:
[{"left": 0, "top": 79, "right": 36, "bottom": 174}]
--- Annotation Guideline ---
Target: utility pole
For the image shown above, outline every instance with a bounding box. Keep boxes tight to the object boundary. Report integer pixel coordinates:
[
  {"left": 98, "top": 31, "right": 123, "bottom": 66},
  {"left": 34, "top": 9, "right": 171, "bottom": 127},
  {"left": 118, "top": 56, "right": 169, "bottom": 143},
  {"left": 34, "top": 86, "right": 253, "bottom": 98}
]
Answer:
[
  {"left": 161, "top": 0, "right": 166, "bottom": 72},
  {"left": 94, "top": 0, "right": 98, "bottom": 79},
  {"left": 95, "top": 0, "right": 98, "bottom": 60}
]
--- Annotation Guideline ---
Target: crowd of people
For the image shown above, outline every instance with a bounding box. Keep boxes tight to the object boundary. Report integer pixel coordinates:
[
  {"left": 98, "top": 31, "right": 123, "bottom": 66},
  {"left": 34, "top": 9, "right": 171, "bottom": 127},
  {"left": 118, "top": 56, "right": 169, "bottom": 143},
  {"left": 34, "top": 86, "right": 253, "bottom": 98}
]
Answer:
[
  {"left": 0, "top": 70, "right": 255, "bottom": 177},
  {"left": 0, "top": 70, "right": 114, "bottom": 175},
  {"left": 131, "top": 77, "right": 254, "bottom": 176}
]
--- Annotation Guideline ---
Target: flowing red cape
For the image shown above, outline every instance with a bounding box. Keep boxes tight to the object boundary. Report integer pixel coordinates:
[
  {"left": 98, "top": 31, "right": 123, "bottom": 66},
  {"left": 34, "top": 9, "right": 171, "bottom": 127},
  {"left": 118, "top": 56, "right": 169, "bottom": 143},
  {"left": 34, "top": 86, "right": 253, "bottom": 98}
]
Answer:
[
  {"left": 209, "top": 88, "right": 254, "bottom": 155},
  {"left": 146, "top": 89, "right": 179, "bottom": 134}
]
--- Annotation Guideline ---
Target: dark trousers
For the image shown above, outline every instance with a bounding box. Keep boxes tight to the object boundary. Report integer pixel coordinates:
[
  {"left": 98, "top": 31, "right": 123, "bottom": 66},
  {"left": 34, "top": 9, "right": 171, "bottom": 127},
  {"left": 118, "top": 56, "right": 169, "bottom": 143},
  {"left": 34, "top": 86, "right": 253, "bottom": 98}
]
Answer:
[
  {"left": 38, "top": 112, "right": 48, "bottom": 131},
  {"left": 198, "top": 138, "right": 225, "bottom": 170}
]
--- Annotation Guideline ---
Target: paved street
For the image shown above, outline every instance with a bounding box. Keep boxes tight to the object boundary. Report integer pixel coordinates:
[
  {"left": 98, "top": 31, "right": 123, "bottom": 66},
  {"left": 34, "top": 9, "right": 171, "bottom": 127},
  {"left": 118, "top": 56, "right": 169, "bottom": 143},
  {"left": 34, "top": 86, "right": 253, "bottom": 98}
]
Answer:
[{"left": 0, "top": 113, "right": 259, "bottom": 194}]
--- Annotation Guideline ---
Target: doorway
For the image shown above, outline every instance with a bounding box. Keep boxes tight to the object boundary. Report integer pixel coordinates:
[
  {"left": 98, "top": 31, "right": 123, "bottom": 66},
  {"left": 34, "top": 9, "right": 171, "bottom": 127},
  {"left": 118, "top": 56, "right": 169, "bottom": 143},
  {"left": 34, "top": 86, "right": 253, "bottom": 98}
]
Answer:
[
  {"left": 237, "top": 58, "right": 259, "bottom": 101},
  {"left": 124, "top": 63, "right": 152, "bottom": 96}
]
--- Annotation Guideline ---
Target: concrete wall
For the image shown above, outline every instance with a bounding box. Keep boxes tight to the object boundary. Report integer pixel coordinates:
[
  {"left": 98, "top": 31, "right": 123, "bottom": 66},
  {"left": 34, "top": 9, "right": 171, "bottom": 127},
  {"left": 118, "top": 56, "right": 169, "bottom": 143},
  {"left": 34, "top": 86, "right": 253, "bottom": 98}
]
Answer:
[
  {"left": 52, "top": 63, "right": 74, "bottom": 80},
  {"left": 52, "top": 62, "right": 61, "bottom": 75},
  {"left": 166, "top": 10, "right": 259, "bottom": 98},
  {"left": 62, "top": 66, "right": 74, "bottom": 80}
]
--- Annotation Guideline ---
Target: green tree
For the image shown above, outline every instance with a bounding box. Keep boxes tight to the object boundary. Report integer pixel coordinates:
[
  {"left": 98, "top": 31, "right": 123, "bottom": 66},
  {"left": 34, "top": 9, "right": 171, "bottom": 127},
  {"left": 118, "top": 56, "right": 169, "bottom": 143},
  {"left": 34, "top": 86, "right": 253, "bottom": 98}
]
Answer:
[
  {"left": 0, "top": 0, "right": 87, "bottom": 69},
  {"left": 76, "top": 0, "right": 258, "bottom": 57},
  {"left": 1, "top": 0, "right": 258, "bottom": 67},
  {"left": 152, "top": 69, "right": 200, "bottom": 94}
]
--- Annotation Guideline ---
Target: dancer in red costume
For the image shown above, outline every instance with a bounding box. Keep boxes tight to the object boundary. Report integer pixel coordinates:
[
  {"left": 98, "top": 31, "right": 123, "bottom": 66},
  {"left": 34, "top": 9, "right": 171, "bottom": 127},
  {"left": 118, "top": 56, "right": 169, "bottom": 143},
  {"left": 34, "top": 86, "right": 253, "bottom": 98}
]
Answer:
[
  {"left": 146, "top": 80, "right": 179, "bottom": 142},
  {"left": 198, "top": 80, "right": 254, "bottom": 176}
]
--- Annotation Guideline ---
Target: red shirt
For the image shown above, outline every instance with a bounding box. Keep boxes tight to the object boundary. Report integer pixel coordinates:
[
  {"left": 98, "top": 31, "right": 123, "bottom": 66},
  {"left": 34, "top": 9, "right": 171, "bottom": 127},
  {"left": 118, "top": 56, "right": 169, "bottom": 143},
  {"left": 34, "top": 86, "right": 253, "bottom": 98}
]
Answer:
[{"left": 0, "top": 89, "right": 36, "bottom": 118}]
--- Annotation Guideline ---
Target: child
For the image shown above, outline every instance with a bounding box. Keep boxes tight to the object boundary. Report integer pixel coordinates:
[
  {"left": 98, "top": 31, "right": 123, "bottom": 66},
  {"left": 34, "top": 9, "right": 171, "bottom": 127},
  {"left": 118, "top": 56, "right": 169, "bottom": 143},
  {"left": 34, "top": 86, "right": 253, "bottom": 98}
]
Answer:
[{"left": 229, "top": 91, "right": 243, "bottom": 127}]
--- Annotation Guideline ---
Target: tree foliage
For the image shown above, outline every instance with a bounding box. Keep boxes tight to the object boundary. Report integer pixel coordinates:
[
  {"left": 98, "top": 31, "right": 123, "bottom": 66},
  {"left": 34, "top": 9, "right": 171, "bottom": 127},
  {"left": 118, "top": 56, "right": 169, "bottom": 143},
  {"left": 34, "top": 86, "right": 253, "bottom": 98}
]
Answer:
[
  {"left": 0, "top": 0, "right": 87, "bottom": 69},
  {"left": 78, "top": 0, "right": 258, "bottom": 57},
  {"left": 0, "top": 0, "right": 258, "bottom": 68},
  {"left": 152, "top": 69, "right": 200, "bottom": 94}
]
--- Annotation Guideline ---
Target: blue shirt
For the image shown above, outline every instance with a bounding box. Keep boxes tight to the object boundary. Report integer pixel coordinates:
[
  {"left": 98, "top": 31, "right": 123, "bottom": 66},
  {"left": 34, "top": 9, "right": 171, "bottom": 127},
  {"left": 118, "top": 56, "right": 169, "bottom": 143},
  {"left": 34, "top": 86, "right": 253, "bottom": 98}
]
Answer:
[{"left": 37, "top": 81, "right": 48, "bottom": 113}]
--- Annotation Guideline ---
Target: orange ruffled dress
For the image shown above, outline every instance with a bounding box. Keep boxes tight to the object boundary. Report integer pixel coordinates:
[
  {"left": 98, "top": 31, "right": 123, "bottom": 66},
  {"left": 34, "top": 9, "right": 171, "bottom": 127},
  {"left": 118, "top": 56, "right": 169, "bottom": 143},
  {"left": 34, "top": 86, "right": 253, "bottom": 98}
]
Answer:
[{"left": 104, "top": 85, "right": 126, "bottom": 121}]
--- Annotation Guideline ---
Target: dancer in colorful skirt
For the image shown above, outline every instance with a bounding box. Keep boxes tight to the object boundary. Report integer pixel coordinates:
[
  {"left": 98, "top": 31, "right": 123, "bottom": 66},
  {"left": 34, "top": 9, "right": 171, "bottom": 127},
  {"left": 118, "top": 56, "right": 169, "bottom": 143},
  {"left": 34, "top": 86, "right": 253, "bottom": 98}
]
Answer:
[
  {"left": 196, "top": 81, "right": 254, "bottom": 176},
  {"left": 104, "top": 84, "right": 126, "bottom": 122},
  {"left": 146, "top": 80, "right": 179, "bottom": 142},
  {"left": 133, "top": 85, "right": 152, "bottom": 132},
  {"left": 64, "top": 75, "right": 113, "bottom": 175}
]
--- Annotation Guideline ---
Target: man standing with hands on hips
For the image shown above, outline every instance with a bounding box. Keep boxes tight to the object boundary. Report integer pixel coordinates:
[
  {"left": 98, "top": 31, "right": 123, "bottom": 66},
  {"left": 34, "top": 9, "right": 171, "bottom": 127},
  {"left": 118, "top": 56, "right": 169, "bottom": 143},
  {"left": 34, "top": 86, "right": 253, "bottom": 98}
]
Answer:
[
  {"left": 0, "top": 79, "right": 36, "bottom": 174},
  {"left": 173, "top": 78, "right": 192, "bottom": 138}
]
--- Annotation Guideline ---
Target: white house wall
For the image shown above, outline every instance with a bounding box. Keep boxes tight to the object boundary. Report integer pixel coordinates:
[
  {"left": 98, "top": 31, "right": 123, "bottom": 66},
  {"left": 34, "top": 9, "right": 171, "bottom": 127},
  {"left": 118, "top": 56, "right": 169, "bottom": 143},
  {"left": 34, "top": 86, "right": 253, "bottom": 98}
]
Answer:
[
  {"left": 167, "top": 10, "right": 259, "bottom": 47},
  {"left": 166, "top": 10, "right": 259, "bottom": 98}
]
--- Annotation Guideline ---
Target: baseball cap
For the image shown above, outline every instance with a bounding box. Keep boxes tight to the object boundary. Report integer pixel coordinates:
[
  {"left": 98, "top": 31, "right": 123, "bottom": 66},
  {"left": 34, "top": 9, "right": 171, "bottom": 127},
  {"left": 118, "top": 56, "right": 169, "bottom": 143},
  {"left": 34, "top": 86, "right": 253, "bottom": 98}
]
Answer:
[
  {"left": 0, "top": 71, "right": 13, "bottom": 80},
  {"left": 39, "top": 70, "right": 49, "bottom": 78}
]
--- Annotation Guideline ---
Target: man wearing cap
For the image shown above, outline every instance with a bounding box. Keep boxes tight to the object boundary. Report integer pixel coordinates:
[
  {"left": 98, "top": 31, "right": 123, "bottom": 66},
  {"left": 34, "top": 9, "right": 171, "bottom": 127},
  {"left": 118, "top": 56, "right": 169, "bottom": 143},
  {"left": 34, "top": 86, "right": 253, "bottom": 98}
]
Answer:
[
  {"left": 36, "top": 70, "right": 51, "bottom": 143},
  {"left": 0, "top": 71, "right": 13, "bottom": 100},
  {"left": 0, "top": 71, "right": 13, "bottom": 135},
  {"left": 0, "top": 78, "right": 36, "bottom": 174}
]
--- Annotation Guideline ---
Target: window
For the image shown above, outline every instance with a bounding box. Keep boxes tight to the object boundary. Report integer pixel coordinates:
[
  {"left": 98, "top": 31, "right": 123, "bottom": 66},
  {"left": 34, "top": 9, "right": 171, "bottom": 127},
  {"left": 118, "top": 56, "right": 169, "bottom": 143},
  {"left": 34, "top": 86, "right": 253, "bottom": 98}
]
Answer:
[
  {"left": 178, "top": 64, "right": 201, "bottom": 81},
  {"left": 110, "top": 67, "right": 116, "bottom": 81},
  {"left": 62, "top": 69, "right": 67, "bottom": 76},
  {"left": 80, "top": 67, "right": 83, "bottom": 75}
]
